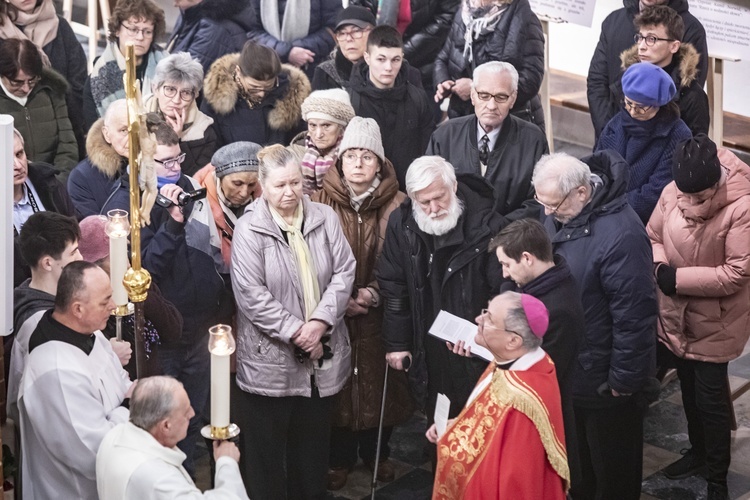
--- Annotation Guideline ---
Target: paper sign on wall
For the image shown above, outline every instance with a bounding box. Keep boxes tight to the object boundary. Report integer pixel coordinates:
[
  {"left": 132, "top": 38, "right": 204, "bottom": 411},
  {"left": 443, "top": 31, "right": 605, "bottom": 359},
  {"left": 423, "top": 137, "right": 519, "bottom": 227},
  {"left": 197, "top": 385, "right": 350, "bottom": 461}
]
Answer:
[
  {"left": 529, "top": 0, "right": 597, "bottom": 28},
  {"left": 690, "top": 0, "right": 750, "bottom": 60}
]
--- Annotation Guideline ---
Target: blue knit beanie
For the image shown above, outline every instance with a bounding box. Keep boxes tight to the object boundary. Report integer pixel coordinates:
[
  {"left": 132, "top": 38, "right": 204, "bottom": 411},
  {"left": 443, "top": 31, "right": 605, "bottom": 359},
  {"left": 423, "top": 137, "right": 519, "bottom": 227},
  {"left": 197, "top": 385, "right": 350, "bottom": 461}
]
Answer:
[{"left": 622, "top": 62, "right": 676, "bottom": 107}]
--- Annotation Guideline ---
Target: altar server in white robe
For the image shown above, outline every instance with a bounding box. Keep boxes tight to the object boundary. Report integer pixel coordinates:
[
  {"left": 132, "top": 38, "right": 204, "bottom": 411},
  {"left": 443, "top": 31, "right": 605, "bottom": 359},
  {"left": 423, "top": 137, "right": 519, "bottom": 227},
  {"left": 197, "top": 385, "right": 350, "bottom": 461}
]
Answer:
[{"left": 19, "top": 261, "right": 134, "bottom": 500}]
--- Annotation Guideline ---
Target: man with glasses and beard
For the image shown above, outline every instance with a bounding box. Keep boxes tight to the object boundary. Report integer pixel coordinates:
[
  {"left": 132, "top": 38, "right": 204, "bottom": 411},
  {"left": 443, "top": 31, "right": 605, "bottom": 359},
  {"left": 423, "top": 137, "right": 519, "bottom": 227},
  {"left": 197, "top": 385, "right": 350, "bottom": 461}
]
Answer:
[{"left": 376, "top": 155, "right": 506, "bottom": 446}]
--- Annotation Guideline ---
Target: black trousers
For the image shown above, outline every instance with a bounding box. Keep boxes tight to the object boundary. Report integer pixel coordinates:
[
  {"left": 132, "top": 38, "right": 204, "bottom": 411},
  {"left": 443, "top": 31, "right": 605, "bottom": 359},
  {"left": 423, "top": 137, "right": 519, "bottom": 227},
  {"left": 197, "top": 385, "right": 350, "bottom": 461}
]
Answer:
[
  {"left": 673, "top": 354, "right": 731, "bottom": 485},
  {"left": 572, "top": 399, "right": 644, "bottom": 500},
  {"left": 235, "top": 385, "right": 333, "bottom": 500},
  {"left": 329, "top": 425, "right": 393, "bottom": 468}
]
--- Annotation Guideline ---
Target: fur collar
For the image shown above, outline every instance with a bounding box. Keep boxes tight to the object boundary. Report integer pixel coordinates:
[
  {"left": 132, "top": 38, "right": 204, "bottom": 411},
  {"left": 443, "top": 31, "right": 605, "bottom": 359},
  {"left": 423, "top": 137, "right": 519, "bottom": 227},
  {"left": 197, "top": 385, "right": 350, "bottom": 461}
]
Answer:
[
  {"left": 620, "top": 42, "right": 700, "bottom": 89},
  {"left": 203, "top": 53, "right": 311, "bottom": 131},
  {"left": 38, "top": 67, "right": 69, "bottom": 97},
  {"left": 85, "top": 118, "right": 124, "bottom": 178}
]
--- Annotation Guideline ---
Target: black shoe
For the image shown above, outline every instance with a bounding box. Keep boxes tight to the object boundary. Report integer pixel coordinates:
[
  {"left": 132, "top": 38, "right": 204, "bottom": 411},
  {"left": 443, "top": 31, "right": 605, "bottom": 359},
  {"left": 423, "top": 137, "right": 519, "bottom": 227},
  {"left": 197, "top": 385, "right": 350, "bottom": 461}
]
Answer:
[
  {"left": 663, "top": 448, "right": 707, "bottom": 479},
  {"left": 707, "top": 481, "right": 729, "bottom": 500}
]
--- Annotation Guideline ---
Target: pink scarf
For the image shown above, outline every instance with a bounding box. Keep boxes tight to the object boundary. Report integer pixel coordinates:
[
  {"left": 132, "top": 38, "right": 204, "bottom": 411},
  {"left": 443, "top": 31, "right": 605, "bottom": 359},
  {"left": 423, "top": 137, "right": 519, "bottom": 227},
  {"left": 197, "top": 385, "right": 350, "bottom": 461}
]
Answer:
[{"left": 301, "top": 135, "right": 340, "bottom": 195}]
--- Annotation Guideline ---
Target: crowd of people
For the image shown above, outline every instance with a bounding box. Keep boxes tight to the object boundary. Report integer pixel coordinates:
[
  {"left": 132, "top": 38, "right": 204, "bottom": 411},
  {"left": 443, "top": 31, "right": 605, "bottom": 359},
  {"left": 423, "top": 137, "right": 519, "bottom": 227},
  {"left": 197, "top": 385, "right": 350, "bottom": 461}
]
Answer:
[{"left": 6, "top": 0, "right": 749, "bottom": 499}]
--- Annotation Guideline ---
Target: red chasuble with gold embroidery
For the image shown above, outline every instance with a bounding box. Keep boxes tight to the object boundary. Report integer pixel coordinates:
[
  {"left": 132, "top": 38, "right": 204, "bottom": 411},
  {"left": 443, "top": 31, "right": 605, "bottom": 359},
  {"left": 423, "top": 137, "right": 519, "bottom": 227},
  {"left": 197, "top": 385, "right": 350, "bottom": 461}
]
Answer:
[{"left": 433, "top": 351, "right": 569, "bottom": 500}]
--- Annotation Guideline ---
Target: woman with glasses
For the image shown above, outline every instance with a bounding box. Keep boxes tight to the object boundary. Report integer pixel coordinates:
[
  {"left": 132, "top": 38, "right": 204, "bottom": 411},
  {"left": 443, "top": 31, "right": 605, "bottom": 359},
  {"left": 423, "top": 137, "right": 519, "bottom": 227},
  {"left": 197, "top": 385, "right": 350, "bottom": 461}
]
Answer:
[
  {"left": 202, "top": 40, "right": 310, "bottom": 148},
  {"left": 595, "top": 62, "right": 692, "bottom": 224},
  {"left": 311, "top": 117, "right": 413, "bottom": 490},
  {"left": 433, "top": 0, "right": 545, "bottom": 129},
  {"left": 145, "top": 52, "right": 217, "bottom": 176},
  {"left": 82, "top": 0, "right": 166, "bottom": 130},
  {"left": 0, "top": 38, "right": 78, "bottom": 178},
  {"left": 0, "top": 0, "right": 88, "bottom": 156}
]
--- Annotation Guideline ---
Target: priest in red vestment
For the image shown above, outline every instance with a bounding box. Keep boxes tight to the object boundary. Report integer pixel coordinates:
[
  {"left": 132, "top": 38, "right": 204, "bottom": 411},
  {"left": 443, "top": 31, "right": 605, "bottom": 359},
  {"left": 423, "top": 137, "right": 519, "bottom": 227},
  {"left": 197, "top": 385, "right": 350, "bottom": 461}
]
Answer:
[{"left": 427, "top": 291, "right": 569, "bottom": 499}]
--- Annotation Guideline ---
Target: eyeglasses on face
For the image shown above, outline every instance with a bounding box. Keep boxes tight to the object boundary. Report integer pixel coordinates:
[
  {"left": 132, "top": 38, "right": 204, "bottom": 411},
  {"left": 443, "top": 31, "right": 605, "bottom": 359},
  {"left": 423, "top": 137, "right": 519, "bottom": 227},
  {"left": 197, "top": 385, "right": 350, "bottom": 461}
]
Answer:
[
  {"left": 335, "top": 27, "right": 370, "bottom": 41},
  {"left": 6, "top": 76, "right": 40, "bottom": 89},
  {"left": 121, "top": 22, "right": 154, "bottom": 38},
  {"left": 633, "top": 33, "right": 675, "bottom": 46},
  {"left": 155, "top": 152, "right": 186, "bottom": 170},
  {"left": 534, "top": 188, "right": 573, "bottom": 213},
  {"left": 474, "top": 91, "right": 513, "bottom": 104},
  {"left": 622, "top": 98, "right": 653, "bottom": 114},
  {"left": 161, "top": 85, "right": 195, "bottom": 102},
  {"left": 342, "top": 151, "right": 378, "bottom": 165},
  {"left": 479, "top": 309, "right": 521, "bottom": 337}
]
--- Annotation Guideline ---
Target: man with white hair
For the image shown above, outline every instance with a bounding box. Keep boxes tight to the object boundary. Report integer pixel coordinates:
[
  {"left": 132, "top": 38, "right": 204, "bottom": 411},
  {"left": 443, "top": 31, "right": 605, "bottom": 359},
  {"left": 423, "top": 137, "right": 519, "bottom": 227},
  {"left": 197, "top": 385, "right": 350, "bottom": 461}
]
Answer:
[
  {"left": 426, "top": 61, "right": 548, "bottom": 220},
  {"left": 97, "top": 376, "right": 248, "bottom": 499},
  {"left": 532, "top": 150, "right": 658, "bottom": 499},
  {"left": 376, "top": 155, "right": 506, "bottom": 434}
]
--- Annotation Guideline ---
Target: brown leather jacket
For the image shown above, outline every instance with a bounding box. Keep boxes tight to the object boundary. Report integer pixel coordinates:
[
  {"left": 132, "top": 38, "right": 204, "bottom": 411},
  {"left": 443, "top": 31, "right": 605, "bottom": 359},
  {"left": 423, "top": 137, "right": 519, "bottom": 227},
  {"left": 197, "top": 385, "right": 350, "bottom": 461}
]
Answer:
[{"left": 313, "top": 158, "right": 414, "bottom": 429}]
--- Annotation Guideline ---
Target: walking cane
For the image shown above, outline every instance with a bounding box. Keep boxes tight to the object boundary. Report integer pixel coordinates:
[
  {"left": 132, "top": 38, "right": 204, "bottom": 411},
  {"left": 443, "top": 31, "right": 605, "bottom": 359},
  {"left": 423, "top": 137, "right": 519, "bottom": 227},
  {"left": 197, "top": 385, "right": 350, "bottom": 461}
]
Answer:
[{"left": 371, "top": 356, "right": 410, "bottom": 499}]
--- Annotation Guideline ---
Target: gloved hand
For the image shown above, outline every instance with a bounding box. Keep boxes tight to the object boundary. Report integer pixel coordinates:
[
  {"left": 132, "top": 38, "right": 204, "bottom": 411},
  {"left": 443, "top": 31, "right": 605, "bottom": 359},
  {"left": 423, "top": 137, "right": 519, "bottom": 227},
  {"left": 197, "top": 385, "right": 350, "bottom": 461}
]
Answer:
[{"left": 656, "top": 264, "right": 677, "bottom": 296}]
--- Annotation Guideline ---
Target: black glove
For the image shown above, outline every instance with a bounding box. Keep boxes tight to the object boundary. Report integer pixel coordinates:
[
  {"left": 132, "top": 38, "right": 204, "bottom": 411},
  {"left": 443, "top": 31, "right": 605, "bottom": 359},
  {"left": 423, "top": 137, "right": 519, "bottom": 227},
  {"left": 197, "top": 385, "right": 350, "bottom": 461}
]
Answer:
[{"left": 656, "top": 264, "right": 677, "bottom": 296}]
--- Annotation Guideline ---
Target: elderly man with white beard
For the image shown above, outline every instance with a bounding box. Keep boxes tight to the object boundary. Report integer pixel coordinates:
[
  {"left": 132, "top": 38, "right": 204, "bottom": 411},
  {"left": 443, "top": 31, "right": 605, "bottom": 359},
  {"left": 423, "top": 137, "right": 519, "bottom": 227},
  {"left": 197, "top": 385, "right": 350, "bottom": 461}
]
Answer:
[{"left": 376, "top": 156, "right": 506, "bottom": 440}]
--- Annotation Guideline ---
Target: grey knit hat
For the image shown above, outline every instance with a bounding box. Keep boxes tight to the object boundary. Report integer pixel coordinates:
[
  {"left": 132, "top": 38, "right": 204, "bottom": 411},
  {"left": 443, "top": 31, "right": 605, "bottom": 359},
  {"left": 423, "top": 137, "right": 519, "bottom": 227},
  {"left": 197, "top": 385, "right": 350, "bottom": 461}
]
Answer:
[
  {"left": 212, "top": 142, "right": 262, "bottom": 178},
  {"left": 301, "top": 89, "right": 355, "bottom": 126},
  {"left": 338, "top": 116, "right": 385, "bottom": 162}
]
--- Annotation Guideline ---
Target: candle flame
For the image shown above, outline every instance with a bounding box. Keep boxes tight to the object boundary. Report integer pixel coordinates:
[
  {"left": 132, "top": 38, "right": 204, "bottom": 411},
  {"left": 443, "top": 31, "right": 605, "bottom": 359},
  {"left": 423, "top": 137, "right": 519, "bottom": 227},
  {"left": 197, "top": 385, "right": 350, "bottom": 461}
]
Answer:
[{"left": 208, "top": 324, "right": 235, "bottom": 355}]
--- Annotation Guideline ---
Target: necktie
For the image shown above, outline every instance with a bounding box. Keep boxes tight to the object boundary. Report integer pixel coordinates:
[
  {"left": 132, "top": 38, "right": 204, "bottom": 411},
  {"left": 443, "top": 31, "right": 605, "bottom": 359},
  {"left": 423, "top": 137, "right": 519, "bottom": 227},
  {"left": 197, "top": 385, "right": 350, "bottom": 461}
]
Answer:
[{"left": 479, "top": 134, "right": 490, "bottom": 175}]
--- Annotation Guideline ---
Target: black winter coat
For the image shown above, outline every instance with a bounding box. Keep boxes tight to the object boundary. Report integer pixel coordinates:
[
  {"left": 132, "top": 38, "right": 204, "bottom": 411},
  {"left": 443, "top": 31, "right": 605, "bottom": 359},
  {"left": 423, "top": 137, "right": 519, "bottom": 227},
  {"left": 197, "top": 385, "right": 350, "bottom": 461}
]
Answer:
[
  {"left": 540, "top": 150, "right": 657, "bottom": 406},
  {"left": 248, "top": 0, "right": 341, "bottom": 80},
  {"left": 376, "top": 176, "right": 506, "bottom": 413},
  {"left": 168, "top": 0, "right": 253, "bottom": 74},
  {"left": 426, "top": 114, "right": 547, "bottom": 219},
  {"left": 13, "top": 162, "right": 76, "bottom": 287},
  {"left": 587, "top": 0, "right": 708, "bottom": 139},
  {"left": 434, "top": 0, "right": 545, "bottom": 126},
  {"left": 348, "top": 61, "right": 435, "bottom": 190},
  {"left": 352, "top": 0, "right": 460, "bottom": 89}
]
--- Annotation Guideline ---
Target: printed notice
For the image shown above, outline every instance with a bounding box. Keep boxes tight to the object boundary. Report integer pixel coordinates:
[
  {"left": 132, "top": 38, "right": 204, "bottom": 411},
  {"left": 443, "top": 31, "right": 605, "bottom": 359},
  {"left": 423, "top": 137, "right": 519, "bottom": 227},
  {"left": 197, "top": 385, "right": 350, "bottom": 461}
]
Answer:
[
  {"left": 428, "top": 310, "right": 493, "bottom": 362},
  {"left": 529, "top": 0, "right": 596, "bottom": 27},
  {"left": 691, "top": 0, "right": 750, "bottom": 60},
  {"left": 435, "top": 393, "right": 451, "bottom": 438}
]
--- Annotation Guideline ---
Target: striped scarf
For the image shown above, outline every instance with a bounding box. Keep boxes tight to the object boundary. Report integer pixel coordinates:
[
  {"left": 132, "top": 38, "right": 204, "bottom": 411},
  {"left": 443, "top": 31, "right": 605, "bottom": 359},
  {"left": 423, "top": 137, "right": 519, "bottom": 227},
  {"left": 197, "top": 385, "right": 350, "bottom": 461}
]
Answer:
[{"left": 301, "top": 135, "right": 340, "bottom": 195}]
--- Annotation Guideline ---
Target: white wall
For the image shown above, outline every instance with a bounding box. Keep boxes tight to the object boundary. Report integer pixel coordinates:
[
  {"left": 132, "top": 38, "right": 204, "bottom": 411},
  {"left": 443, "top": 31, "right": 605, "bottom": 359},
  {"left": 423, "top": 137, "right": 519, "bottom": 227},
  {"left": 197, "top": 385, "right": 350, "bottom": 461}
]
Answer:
[{"left": 547, "top": 0, "right": 750, "bottom": 117}]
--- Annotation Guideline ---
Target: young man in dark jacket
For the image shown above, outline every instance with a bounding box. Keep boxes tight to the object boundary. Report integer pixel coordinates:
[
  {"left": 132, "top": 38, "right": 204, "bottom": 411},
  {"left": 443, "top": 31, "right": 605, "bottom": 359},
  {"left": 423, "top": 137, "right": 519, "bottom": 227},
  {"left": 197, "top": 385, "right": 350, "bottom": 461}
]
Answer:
[
  {"left": 168, "top": 0, "right": 253, "bottom": 74},
  {"left": 532, "top": 150, "right": 658, "bottom": 500},
  {"left": 348, "top": 25, "right": 435, "bottom": 190},
  {"left": 587, "top": 0, "right": 707, "bottom": 140},
  {"left": 426, "top": 61, "right": 547, "bottom": 220}
]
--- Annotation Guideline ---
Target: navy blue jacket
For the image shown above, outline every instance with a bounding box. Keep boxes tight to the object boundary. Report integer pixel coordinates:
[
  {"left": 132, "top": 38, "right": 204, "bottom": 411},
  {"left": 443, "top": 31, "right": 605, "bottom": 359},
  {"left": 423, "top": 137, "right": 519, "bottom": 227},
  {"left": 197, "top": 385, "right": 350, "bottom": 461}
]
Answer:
[
  {"left": 168, "top": 0, "right": 253, "bottom": 74},
  {"left": 248, "top": 0, "right": 340, "bottom": 79},
  {"left": 67, "top": 158, "right": 129, "bottom": 219},
  {"left": 541, "top": 150, "right": 657, "bottom": 406}
]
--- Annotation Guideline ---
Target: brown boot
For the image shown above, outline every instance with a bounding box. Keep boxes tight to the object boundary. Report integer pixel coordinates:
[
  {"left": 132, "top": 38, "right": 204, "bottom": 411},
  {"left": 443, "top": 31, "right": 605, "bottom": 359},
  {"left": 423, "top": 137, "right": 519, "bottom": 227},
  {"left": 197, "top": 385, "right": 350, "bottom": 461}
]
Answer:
[
  {"left": 326, "top": 467, "right": 350, "bottom": 491},
  {"left": 366, "top": 459, "right": 396, "bottom": 483}
]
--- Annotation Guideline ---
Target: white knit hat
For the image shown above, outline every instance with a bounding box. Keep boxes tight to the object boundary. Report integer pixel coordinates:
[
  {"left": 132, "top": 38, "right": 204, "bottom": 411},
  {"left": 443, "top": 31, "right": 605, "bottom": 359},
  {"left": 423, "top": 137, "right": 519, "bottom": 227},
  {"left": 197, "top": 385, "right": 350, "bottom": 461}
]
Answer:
[
  {"left": 301, "top": 88, "right": 355, "bottom": 126},
  {"left": 338, "top": 116, "right": 385, "bottom": 162}
]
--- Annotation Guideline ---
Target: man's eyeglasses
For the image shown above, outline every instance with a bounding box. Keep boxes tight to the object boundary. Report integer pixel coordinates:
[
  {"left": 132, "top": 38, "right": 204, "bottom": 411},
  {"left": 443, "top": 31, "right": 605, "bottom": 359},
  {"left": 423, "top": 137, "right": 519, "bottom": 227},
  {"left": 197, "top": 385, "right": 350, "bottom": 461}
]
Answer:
[
  {"left": 335, "top": 27, "right": 370, "bottom": 41},
  {"left": 622, "top": 98, "right": 654, "bottom": 114},
  {"left": 479, "top": 309, "right": 521, "bottom": 338},
  {"left": 121, "top": 23, "right": 154, "bottom": 38},
  {"left": 534, "top": 188, "right": 573, "bottom": 213},
  {"left": 342, "top": 151, "right": 378, "bottom": 165},
  {"left": 161, "top": 85, "right": 195, "bottom": 102},
  {"left": 633, "top": 33, "right": 675, "bottom": 46},
  {"left": 155, "top": 153, "right": 186, "bottom": 170},
  {"left": 474, "top": 91, "right": 513, "bottom": 104},
  {"left": 6, "top": 76, "right": 40, "bottom": 89}
]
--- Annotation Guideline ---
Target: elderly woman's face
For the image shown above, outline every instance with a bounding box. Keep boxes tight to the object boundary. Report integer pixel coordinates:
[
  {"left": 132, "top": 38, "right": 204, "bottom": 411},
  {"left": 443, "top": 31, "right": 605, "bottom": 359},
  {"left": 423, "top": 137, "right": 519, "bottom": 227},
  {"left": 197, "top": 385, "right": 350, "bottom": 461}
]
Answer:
[
  {"left": 116, "top": 17, "right": 155, "bottom": 58},
  {"left": 623, "top": 96, "right": 659, "bottom": 121},
  {"left": 13, "top": 135, "right": 28, "bottom": 186},
  {"left": 1, "top": 69, "right": 39, "bottom": 98},
  {"left": 8, "top": 0, "right": 38, "bottom": 14},
  {"left": 307, "top": 118, "right": 342, "bottom": 153},
  {"left": 341, "top": 148, "right": 380, "bottom": 195},
  {"left": 220, "top": 171, "right": 260, "bottom": 207},
  {"left": 156, "top": 80, "right": 195, "bottom": 119},
  {"left": 262, "top": 162, "right": 303, "bottom": 214}
]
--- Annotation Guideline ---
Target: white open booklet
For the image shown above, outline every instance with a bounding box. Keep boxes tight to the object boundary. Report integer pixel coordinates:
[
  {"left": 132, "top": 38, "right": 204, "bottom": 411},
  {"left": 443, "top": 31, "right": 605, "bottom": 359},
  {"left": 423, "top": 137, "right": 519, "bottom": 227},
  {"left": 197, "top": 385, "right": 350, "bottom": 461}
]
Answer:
[{"left": 428, "top": 310, "right": 493, "bottom": 362}]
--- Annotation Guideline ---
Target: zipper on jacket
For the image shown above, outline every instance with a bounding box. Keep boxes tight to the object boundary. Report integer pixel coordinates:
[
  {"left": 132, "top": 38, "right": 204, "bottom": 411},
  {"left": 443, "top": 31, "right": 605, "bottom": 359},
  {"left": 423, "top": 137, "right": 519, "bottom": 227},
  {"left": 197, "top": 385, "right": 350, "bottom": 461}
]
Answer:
[{"left": 25, "top": 109, "right": 36, "bottom": 157}]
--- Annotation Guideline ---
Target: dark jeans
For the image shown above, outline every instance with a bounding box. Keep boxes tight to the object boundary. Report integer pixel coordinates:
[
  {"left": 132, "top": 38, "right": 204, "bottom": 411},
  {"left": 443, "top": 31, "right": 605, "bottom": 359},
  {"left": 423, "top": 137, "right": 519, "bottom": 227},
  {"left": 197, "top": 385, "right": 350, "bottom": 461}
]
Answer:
[
  {"left": 673, "top": 354, "right": 731, "bottom": 485},
  {"left": 160, "top": 336, "right": 211, "bottom": 478},
  {"left": 236, "top": 384, "right": 333, "bottom": 500},
  {"left": 329, "top": 426, "right": 393, "bottom": 469},
  {"left": 572, "top": 398, "right": 644, "bottom": 500}
]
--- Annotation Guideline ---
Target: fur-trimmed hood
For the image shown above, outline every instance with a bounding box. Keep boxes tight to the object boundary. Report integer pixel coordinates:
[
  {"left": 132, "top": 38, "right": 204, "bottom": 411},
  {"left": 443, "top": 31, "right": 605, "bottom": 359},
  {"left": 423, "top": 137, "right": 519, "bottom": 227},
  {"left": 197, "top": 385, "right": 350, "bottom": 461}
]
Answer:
[
  {"left": 620, "top": 42, "right": 700, "bottom": 89},
  {"left": 203, "top": 53, "right": 311, "bottom": 132},
  {"left": 85, "top": 118, "right": 125, "bottom": 179},
  {"left": 37, "top": 67, "right": 69, "bottom": 98}
]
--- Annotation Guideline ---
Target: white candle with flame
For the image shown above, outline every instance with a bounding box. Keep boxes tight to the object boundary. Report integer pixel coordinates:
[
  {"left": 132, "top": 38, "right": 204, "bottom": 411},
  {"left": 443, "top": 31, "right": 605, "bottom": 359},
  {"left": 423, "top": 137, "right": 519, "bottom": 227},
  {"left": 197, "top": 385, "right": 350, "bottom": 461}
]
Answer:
[
  {"left": 209, "top": 324, "right": 236, "bottom": 429},
  {"left": 105, "top": 210, "right": 130, "bottom": 307}
]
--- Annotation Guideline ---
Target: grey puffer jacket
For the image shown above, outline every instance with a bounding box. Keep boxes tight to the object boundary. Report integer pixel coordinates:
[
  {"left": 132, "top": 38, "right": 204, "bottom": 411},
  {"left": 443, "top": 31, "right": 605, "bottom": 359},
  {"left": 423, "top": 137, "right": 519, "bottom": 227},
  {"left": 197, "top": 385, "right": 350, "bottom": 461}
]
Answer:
[{"left": 231, "top": 196, "right": 356, "bottom": 398}]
